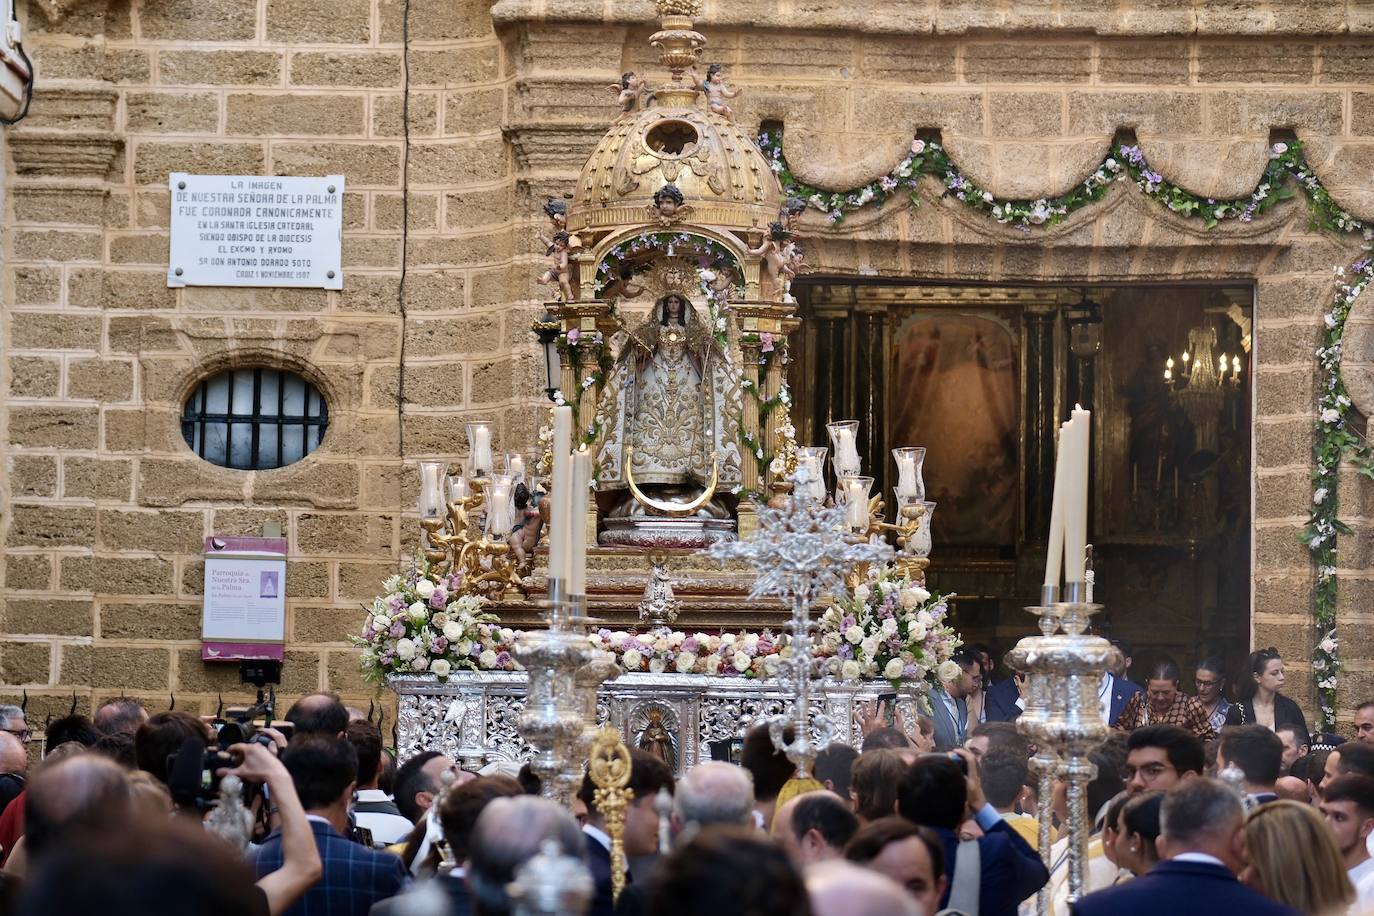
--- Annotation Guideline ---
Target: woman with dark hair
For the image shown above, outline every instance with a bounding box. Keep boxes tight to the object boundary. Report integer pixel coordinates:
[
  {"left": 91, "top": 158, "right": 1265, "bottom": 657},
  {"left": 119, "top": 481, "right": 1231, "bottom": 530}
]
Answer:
[
  {"left": 1193, "top": 656, "right": 1232, "bottom": 736},
  {"left": 1111, "top": 791, "right": 1164, "bottom": 877},
  {"left": 1225, "top": 648, "right": 1309, "bottom": 743}
]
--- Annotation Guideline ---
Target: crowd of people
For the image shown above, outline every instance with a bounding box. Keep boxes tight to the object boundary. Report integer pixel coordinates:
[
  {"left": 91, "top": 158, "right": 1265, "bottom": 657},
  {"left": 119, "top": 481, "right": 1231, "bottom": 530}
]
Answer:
[{"left": 0, "top": 643, "right": 1367, "bottom": 915}]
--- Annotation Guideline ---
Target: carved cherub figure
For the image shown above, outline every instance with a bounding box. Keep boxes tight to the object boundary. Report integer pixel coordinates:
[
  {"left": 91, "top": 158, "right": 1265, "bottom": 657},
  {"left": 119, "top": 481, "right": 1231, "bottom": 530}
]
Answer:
[
  {"left": 539, "top": 231, "right": 574, "bottom": 302},
  {"left": 610, "top": 71, "right": 652, "bottom": 115},
  {"left": 747, "top": 221, "right": 792, "bottom": 301},
  {"left": 647, "top": 183, "right": 692, "bottom": 225},
  {"left": 506, "top": 482, "right": 544, "bottom": 567},
  {"left": 780, "top": 196, "right": 807, "bottom": 231},
  {"left": 543, "top": 198, "right": 567, "bottom": 232},
  {"left": 601, "top": 264, "right": 645, "bottom": 306},
  {"left": 690, "top": 63, "right": 742, "bottom": 120},
  {"left": 780, "top": 239, "right": 803, "bottom": 298}
]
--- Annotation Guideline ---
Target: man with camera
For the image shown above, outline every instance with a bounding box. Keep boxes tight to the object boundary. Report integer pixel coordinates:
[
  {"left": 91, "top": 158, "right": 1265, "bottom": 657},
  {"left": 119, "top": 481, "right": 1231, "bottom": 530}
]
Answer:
[{"left": 250, "top": 736, "right": 408, "bottom": 915}]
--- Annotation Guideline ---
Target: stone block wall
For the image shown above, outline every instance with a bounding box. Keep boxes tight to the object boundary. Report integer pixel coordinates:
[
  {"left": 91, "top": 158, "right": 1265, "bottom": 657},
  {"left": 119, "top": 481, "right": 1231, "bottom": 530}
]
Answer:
[{"left": 3, "top": 0, "right": 1373, "bottom": 729}]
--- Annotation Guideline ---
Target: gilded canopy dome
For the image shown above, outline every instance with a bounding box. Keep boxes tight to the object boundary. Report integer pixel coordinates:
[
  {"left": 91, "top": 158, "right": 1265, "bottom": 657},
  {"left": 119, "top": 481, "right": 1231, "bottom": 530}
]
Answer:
[{"left": 568, "top": 103, "right": 783, "bottom": 235}]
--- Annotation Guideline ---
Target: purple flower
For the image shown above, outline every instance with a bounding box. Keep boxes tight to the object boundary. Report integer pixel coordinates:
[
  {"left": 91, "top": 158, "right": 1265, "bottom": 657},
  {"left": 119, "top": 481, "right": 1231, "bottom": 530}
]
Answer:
[
  {"left": 389, "top": 621, "right": 405, "bottom": 638},
  {"left": 838, "top": 643, "right": 853, "bottom": 660},
  {"left": 903, "top": 664, "right": 918, "bottom": 678},
  {"left": 388, "top": 595, "right": 406, "bottom": 613},
  {"left": 682, "top": 637, "right": 699, "bottom": 653},
  {"left": 840, "top": 615, "right": 856, "bottom": 631},
  {"left": 429, "top": 590, "right": 447, "bottom": 609},
  {"left": 363, "top": 626, "right": 376, "bottom": 640},
  {"left": 380, "top": 651, "right": 396, "bottom": 665},
  {"left": 495, "top": 651, "right": 512, "bottom": 668},
  {"left": 760, "top": 332, "right": 775, "bottom": 353},
  {"left": 433, "top": 636, "right": 448, "bottom": 653}
]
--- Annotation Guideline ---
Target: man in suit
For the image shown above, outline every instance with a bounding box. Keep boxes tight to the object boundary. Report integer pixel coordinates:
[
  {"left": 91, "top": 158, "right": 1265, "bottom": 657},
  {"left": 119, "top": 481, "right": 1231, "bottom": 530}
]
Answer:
[
  {"left": 1071, "top": 777, "right": 1299, "bottom": 915},
  {"left": 577, "top": 749, "right": 674, "bottom": 916},
  {"left": 1217, "top": 725, "right": 1283, "bottom": 805},
  {"left": 896, "top": 749, "right": 1048, "bottom": 916},
  {"left": 984, "top": 672, "right": 1025, "bottom": 722},
  {"left": 929, "top": 646, "right": 982, "bottom": 750},
  {"left": 250, "top": 736, "right": 408, "bottom": 916},
  {"left": 1104, "top": 669, "right": 1144, "bottom": 727}
]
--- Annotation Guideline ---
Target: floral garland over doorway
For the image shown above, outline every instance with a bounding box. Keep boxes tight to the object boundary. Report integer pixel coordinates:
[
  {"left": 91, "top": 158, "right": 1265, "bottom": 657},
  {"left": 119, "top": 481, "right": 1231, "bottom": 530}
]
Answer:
[{"left": 759, "top": 130, "right": 1374, "bottom": 729}]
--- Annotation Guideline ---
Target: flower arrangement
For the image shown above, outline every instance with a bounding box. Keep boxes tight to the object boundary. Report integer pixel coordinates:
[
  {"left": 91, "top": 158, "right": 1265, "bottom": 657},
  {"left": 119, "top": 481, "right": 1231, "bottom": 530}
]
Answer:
[
  {"left": 587, "top": 627, "right": 791, "bottom": 678},
  {"left": 816, "top": 569, "right": 960, "bottom": 689},
  {"left": 354, "top": 560, "right": 521, "bottom": 685}
]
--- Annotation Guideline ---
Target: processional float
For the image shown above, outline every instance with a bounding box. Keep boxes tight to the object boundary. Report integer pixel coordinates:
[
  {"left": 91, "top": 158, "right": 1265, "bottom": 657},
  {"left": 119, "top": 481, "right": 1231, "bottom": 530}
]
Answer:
[{"left": 377, "top": 0, "right": 1113, "bottom": 909}]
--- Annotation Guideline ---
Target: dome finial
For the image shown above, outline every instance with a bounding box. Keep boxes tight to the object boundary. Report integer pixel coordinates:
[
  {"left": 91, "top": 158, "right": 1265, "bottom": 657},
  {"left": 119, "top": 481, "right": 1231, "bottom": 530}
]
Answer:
[{"left": 650, "top": 0, "right": 706, "bottom": 102}]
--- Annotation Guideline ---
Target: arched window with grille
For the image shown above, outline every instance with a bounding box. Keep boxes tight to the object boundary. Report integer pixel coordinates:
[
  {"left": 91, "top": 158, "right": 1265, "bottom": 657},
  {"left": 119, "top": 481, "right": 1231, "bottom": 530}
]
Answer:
[{"left": 181, "top": 367, "right": 329, "bottom": 470}]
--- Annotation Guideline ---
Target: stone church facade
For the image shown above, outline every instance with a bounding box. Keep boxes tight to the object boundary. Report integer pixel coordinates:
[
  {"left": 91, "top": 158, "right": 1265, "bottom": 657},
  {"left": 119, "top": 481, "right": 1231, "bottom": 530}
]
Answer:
[{"left": 3, "top": 0, "right": 1373, "bottom": 726}]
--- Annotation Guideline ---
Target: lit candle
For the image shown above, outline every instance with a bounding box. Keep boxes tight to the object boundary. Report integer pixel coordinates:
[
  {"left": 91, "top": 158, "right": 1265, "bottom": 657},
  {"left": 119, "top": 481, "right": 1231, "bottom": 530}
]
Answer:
[
  {"left": 468, "top": 423, "right": 494, "bottom": 477},
  {"left": 893, "top": 447, "right": 925, "bottom": 501},
  {"left": 1182, "top": 351, "right": 1190, "bottom": 364},
  {"left": 418, "top": 460, "right": 446, "bottom": 520},
  {"left": 841, "top": 476, "right": 873, "bottom": 532},
  {"left": 569, "top": 447, "right": 591, "bottom": 597},
  {"left": 1219, "top": 353, "right": 1228, "bottom": 373},
  {"left": 1232, "top": 355, "right": 1241, "bottom": 377},
  {"left": 1043, "top": 421, "right": 1068, "bottom": 594},
  {"left": 549, "top": 406, "right": 573, "bottom": 589},
  {"left": 445, "top": 474, "right": 468, "bottom": 503},
  {"left": 1166, "top": 357, "right": 1174, "bottom": 370},
  {"left": 1064, "top": 405, "right": 1091, "bottom": 587},
  {"left": 1164, "top": 368, "right": 1172, "bottom": 381}
]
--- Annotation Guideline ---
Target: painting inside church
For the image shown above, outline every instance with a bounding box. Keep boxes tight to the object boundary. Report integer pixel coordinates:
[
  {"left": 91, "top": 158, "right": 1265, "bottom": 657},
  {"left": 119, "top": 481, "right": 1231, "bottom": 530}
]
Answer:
[{"left": 890, "top": 312, "right": 1019, "bottom": 548}]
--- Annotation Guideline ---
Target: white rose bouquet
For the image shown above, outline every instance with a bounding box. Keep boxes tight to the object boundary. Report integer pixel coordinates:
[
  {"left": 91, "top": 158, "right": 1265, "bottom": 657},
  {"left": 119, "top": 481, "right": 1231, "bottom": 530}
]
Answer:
[
  {"left": 816, "top": 566, "right": 960, "bottom": 689},
  {"left": 354, "top": 558, "right": 517, "bottom": 684},
  {"left": 587, "top": 626, "right": 789, "bottom": 678}
]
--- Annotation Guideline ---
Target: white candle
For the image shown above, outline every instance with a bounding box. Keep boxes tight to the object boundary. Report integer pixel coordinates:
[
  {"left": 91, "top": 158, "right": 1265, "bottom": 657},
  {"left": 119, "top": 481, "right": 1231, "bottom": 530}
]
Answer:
[
  {"left": 1064, "top": 406, "right": 1092, "bottom": 586},
  {"left": 1043, "top": 421, "right": 1068, "bottom": 592},
  {"left": 445, "top": 474, "right": 469, "bottom": 504},
  {"left": 569, "top": 447, "right": 591, "bottom": 596},
  {"left": 836, "top": 429, "right": 860, "bottom": 475},
  {"left": 485, "top": 474, "right": 515, "bottom": 537},
  {"left": 418, "top": 460, "right": 446, "bottom": 520},
  {"left": 893, "top": 447, "right": 925, "bottom": 500},
  {"left": 469, "top": 424, "right": 494, "bottom": 476},
  {"left": 509, "top": 454, "right": 526, "bottom": 484},
  {"left": 549, "top": 406, "right": 573, "bottom": 588}
]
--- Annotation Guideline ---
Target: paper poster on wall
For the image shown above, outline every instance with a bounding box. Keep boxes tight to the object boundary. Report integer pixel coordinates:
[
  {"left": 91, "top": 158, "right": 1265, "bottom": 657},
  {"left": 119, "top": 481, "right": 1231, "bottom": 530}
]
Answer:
[{"left": 202, "top": 536, "right": 287, "bottom": 661}]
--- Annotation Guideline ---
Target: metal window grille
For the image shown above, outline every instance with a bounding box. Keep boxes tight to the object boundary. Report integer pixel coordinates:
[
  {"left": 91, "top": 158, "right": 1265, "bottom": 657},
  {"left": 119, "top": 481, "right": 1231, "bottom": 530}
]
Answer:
[{"left": 181, "top": 368, "right": 328, "bottom": 470}]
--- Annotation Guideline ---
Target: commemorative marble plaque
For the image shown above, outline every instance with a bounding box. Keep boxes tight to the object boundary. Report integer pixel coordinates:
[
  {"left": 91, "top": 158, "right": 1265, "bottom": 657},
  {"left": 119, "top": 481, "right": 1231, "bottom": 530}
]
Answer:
[{"left": 167, "top": 173, "right": 344, "bottom": 290}]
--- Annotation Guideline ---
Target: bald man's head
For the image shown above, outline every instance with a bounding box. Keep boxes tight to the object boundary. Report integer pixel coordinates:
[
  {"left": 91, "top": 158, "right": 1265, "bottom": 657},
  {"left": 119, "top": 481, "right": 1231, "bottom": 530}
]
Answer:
[
  {"left": 0, "top": 731, "right": 27, "bottom": 775},
  {"left": 285, "top": 693, "right": 348, "bottom": 738},
  {"left": 806, "top": 860, "right": 921, "bottom": 916},
  {"left": 26, "top": 755, "right": 131, "bottom": 860}
]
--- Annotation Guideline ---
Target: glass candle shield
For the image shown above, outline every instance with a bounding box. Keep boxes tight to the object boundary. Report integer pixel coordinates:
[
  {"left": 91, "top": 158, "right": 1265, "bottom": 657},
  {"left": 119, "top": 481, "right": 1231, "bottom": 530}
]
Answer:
[
  {"left": 485, "top": 474, "right": 516, "bottom": 537},
  {"left": 838, "top": 475, "right": 874, "bottom": 534},
  {"left": 466, "top": 421, "right": 494, "bottom": 477},
  {"left": 892, "top": 447, "right": 926, "bottom": 501},
  {"left": 418, "top": 460, "right": 446, "bottom": 520},
  {"left": 445, "top": 474, "right": 469, "bottom": 504},
  {"left": 912, "top": 500, "right": 936, "bottom": 557},
  {"left": 796, "top": 446, "right": 828, "bottom": 503},
  {"left": 826, "top": 420, "right": 862, "bottom": 478}
]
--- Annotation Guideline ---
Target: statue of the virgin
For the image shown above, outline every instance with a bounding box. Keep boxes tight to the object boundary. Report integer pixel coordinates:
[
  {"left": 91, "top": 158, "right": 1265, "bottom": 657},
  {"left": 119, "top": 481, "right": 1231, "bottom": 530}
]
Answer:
[{"left": 593, "top": 273, "right": 742, "bottom": 537}]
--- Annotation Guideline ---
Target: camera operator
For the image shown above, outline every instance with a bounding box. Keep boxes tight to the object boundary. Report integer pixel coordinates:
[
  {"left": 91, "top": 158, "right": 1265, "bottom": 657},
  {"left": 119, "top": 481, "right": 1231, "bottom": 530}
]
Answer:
[
  {"left": 250, "top": 736, "right": 407, "bottom": 914},
  {"left": 222, "top": 741, "right": 322, "bottom": 916}
]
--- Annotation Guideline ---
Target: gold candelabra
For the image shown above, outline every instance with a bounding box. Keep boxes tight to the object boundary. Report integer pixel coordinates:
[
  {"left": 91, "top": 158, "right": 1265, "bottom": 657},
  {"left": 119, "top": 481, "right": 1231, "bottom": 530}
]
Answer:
[
  {"left": 589, "top": 726, "right": 634, "bottom": 904},
  {"left": 420, "top": 483, "right": 525, "bottom": 600}
]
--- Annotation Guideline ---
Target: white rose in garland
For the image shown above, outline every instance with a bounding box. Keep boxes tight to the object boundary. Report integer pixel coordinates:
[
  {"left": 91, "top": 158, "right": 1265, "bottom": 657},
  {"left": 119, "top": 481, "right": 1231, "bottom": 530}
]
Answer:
[{"left": 431, "top": 659, "right": 452, "bottom": 678}]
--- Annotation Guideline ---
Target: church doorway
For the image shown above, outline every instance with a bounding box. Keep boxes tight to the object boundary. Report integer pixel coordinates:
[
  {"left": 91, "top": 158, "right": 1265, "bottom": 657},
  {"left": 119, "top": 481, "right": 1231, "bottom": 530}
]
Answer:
[{"left": 791, "top": 280, "right": 1254, "bottom": 689}]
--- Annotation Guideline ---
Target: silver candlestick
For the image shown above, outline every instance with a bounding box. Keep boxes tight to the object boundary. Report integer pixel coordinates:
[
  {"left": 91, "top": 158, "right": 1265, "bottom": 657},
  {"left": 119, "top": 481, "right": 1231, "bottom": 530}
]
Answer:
[
  {"left": 705, "top": 486, "right": 890, "bottom": 779},
  {"left": 1038, "top": 594, "right": 1116, "bottom": 905},
  {"left": 1009, "top": 604, "right": 1064, "bottom": 916},
  {"left": 515, "top": 583, "right": 605, "bottom": 806}
]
